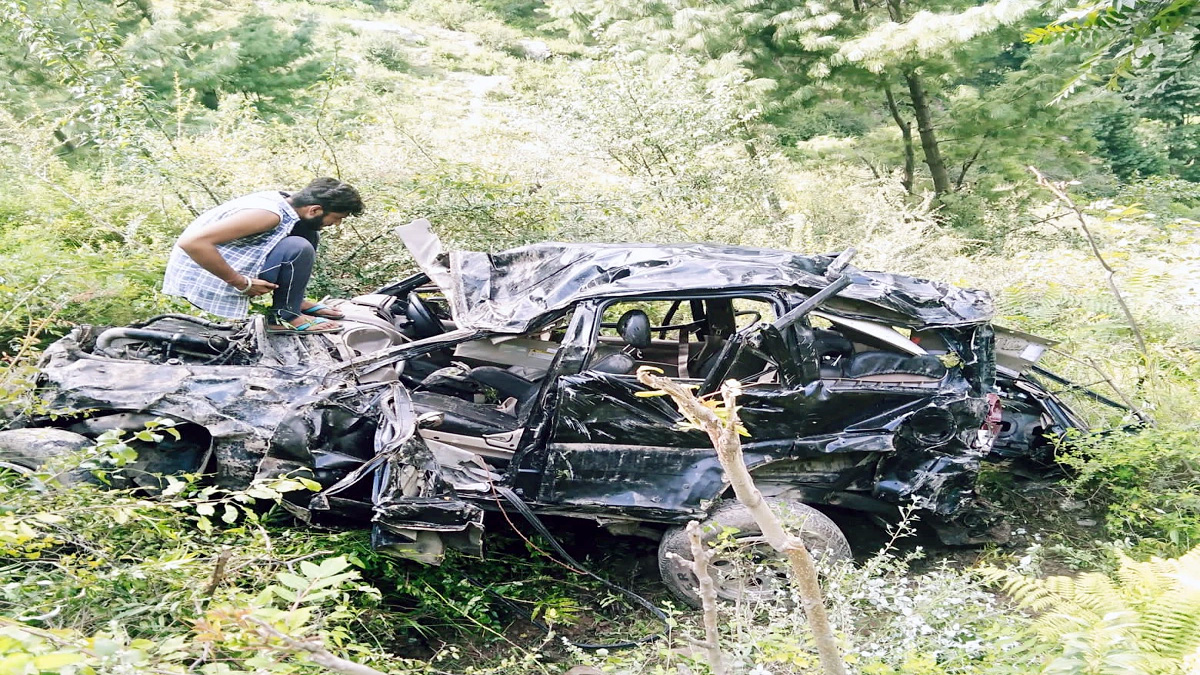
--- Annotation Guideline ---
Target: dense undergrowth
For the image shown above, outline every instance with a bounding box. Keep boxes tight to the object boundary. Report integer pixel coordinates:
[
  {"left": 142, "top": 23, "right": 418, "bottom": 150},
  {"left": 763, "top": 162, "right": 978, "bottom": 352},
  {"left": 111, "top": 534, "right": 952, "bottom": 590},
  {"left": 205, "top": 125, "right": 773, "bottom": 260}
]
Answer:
[{"left": 1, "top": 0, "right": 1199, "bottom": 672}]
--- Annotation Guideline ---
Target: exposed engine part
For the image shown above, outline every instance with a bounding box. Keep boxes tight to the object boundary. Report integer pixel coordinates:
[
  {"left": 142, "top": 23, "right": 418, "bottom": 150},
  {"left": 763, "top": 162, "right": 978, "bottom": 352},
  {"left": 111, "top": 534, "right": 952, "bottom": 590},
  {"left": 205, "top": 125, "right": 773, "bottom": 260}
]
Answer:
[
  {"left": 128, "top": 314, "right": 235, "bottom": 330},
  {"left": 96, "top": 327, "right": 228, "bottom": 357}
]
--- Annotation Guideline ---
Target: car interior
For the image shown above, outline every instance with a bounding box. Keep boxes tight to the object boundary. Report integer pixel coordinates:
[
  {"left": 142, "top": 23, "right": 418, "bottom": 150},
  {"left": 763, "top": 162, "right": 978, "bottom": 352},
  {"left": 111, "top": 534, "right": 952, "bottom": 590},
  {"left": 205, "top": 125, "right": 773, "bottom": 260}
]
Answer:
[{"left": 316, "top": 292, "right": 960, "bottom": 456}]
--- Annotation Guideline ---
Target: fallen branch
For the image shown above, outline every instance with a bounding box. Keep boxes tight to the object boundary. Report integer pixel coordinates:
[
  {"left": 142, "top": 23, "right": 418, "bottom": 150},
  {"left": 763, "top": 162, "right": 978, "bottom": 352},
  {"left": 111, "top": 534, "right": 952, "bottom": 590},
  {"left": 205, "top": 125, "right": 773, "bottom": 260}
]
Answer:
[
  {"left": 247, "top": 617, "right": 388, "bottom": 675},
  {"left": 682, "top": 520, "right": 725, "bottom": 675},
  {"left": 203, "top": 546, "right": 233, "bottom": 600}
]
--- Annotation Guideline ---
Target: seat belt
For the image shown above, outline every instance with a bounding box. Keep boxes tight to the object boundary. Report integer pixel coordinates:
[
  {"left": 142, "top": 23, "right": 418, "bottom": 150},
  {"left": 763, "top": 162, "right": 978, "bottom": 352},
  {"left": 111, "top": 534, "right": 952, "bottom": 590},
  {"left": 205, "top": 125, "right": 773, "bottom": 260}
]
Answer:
[{"left": 677, "top": 328, "right": 690, "bottom": 379}]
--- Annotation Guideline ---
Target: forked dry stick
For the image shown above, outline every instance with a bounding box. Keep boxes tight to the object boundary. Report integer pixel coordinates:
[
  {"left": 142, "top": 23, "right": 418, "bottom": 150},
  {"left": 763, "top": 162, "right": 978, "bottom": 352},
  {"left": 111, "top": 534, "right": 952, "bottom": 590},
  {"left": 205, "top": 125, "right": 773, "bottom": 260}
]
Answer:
[
  {"left": 637, "top": 369, "right": 849, "bottom": 675},
  {"left": 1029, "top": 166, "right": 1150, "bottom": 364},
  {"left": 670, "top": 520, "right": 726, "bottom": 675}
]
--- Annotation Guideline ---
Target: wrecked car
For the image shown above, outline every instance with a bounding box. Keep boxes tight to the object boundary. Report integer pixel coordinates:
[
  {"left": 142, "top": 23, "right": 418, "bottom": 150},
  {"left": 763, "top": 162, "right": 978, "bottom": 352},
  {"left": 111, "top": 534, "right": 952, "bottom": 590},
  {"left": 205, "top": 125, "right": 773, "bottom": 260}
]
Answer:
[{"left": 0, "top": 220, "right": 1091, "bottom": 605}]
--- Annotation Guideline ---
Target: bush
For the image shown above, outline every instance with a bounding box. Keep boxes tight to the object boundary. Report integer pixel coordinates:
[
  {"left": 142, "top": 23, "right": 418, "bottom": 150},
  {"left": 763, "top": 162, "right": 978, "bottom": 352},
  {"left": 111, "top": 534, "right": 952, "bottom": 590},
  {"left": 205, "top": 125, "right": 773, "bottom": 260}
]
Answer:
[
  {"left": 365, "top": 34, "right": 415, "bottom": 72},
  {"left": 986, "top": 543, "right": 1200, "bottom": 675},
  {"left": 1059, "top": 427, "right": 1200, "bottom": 555}
]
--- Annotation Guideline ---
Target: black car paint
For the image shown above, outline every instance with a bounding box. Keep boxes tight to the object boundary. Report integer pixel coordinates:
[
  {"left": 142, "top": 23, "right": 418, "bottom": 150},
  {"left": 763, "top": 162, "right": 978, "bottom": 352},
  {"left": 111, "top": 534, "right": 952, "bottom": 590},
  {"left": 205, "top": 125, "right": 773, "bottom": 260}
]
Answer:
[{"left": 19, "top": 232, "right": 1061, "bottom": 563}]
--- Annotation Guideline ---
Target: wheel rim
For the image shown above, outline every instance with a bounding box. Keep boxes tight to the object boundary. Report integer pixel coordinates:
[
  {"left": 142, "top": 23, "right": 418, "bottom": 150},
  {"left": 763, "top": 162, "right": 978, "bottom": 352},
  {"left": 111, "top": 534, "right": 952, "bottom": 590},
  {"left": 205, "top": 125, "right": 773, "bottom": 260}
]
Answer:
[
  {"left": 708, "top": 535, "right": 790, "bottom": 602},
  {"left": 705, "top": 532, "right": 840, "bottom": 603}
]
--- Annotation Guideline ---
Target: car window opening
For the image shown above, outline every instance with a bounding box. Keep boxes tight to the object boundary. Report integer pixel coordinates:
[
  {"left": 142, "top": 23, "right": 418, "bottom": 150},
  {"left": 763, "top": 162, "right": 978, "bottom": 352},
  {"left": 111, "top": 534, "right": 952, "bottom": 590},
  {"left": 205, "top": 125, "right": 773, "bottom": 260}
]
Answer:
[
  {"left": 589, "top": 297, "right": 778, "bottom": 382},
  {"left": 809, "top": 311, "right": 952, "bottom": 386}
]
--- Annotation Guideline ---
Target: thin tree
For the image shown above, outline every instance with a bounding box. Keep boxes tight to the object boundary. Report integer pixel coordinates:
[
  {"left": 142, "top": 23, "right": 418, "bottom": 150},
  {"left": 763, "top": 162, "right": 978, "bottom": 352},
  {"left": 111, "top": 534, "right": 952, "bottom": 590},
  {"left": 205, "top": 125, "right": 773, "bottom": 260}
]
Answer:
[{"left": 636, "top": 369, "right": 849, "bottom": 675}]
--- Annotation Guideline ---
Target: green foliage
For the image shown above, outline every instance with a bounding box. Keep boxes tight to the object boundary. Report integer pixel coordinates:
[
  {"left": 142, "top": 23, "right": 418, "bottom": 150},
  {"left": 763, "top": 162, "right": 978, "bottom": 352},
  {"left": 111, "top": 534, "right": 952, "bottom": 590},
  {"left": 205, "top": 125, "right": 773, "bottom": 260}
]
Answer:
[
  {"left": 1058, "top": 428, "right": 1200, "bottom": 555},
  {"left": 1092, "top": 104, "right": 1168, "bottom": 180},
  {"left": 1113, "top": 176, "right": 1200, "bottom": 221},
  {"left": 533, "top": 52, "right": 786, "bottom": 243},
  {"left": 129, "top": 6, "right": 335, "bottom": 115},
  {"left": 545, "top": 0, "right": 1087, "bottom": 203},
  {"left": 474, "top": 0, "right": 549, "bottom": 32},
  {"left": 0, "top": 434, "right": 415, "bottom": 674},
  {"left": 0, "top": 0, "right": 1198, "bottom": 670},
  {"left": 1028, "top": 0, "right": 1200, "bottom": 97},
  {"left": 0, "top": 0, "right": 335, "bottom": 130},
  {"left": 985, "top": 544, "right": 1200, "bottom": 674}
]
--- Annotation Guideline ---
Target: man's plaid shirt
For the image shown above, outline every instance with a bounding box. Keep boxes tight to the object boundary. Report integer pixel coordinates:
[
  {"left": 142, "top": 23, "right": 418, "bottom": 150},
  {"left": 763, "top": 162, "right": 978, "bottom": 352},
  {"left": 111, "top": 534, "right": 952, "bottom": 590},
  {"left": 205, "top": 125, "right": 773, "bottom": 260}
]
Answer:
[{"left": 163, "top": 191, "right": 300, "bottom": 318}]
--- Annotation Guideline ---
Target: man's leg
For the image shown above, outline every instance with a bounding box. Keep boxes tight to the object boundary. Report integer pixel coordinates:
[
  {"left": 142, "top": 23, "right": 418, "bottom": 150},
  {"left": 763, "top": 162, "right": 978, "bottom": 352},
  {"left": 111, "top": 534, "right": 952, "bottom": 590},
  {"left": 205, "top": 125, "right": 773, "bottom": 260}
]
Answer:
[{"left": 259, "top": 236, "right": 324, "bottom": 327}]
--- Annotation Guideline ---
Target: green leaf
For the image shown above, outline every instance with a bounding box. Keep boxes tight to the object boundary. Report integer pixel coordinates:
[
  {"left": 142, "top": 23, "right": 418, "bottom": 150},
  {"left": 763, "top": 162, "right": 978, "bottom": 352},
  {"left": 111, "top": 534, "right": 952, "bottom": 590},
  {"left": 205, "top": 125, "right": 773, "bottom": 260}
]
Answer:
[
  {"left": 245, "top": 486, "right": 279, "bottom": 500},
  {"left": 297, "top": 477, "right": 322, "bottom": 492},
  {"left": 162, "top": 477, "right": 187, "bottom": 497},
  {"left": 276, "top": 572, "right": 310, "bottom": 592},
  {"left": 267, "top": 585, "right": 297, "bottom": 603},
  {"left": 272, "top": 479, "right": 305, "bottom": 493},
  {"left": 91, "top": 638, "right": 119, "bottom": 657},
  {"left": 317, "top": 556, "right": 351, "bottom": 577},
  {"left": 33, "top": 652, "right": 84, "bottom": 669},
  {"left": 196, "top": 502, "right": 215, "bottom": 517},
  {"left": 221, "top": 504, "right": 238, "bottom": 524},
  {"left": 0, "top": 653, "right": 33, "bottom": 675}
]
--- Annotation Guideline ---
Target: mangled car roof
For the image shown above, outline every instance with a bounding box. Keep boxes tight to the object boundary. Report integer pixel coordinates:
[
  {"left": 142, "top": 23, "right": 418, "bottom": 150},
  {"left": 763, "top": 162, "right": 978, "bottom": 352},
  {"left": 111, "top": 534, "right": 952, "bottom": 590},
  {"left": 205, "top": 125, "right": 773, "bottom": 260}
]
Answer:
[{"left": 398, "top": 220, "right": 993, "bottom": 333}]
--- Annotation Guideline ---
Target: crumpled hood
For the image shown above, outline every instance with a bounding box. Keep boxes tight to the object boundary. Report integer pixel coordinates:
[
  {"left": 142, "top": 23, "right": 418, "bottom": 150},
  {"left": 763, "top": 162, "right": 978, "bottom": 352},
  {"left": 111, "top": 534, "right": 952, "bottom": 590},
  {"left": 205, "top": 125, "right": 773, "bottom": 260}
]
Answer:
[{"left": 397, "top": 219, "right": 993, "bottom": 333}]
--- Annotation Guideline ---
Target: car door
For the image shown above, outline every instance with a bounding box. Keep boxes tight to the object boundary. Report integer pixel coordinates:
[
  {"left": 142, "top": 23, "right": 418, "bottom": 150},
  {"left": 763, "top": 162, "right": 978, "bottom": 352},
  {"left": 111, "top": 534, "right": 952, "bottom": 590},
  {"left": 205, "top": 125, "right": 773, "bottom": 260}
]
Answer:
[{"left": 528, "top": 295, "right": 789, "bottom": 520}]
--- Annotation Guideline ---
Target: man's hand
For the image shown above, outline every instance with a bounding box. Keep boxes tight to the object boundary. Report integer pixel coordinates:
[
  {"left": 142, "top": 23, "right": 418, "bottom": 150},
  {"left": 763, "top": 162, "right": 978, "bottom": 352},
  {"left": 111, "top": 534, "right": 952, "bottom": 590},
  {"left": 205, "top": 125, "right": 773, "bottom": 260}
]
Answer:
[
  {"left": 178, "top": 209, "right": 283, "bottom": 289},
  {"left": 236, "top": 275, "right": 278, "bottom": 297}
]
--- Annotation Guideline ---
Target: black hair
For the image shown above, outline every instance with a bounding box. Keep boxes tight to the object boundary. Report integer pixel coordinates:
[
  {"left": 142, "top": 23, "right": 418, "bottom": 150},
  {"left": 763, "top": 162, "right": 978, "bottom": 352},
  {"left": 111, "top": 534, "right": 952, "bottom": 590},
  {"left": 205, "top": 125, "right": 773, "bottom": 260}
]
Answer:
[{"left": 290, "top": 177, "right": 365, "bottom": 216}]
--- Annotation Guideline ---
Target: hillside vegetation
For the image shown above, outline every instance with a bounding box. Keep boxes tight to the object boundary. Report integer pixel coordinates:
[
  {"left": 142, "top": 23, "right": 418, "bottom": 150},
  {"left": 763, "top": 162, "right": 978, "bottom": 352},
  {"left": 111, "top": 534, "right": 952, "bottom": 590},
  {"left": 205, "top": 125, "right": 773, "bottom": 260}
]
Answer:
[{"left": 1, "top": 0, "right": 1199, "bottom": 672}]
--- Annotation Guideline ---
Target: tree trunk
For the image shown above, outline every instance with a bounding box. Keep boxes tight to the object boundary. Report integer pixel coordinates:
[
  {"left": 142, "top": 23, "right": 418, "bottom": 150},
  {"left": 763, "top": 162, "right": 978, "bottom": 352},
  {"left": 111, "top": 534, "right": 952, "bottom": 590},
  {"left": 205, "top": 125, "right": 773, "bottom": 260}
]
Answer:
[
  {"left": 882, "top": 84, "right": 915, "bottom": 194},
  {"left": 904, "top": 71, "right": 953, "bottom": 197},
  {"left": 885, "top": 0, "right": 952, "bottom": 198}
]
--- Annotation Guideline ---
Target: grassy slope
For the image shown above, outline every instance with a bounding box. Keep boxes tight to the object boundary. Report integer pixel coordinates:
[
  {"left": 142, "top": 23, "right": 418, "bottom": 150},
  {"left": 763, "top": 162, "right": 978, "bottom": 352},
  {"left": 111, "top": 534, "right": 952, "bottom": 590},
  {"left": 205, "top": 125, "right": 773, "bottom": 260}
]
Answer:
[{"left": 1, "top": 1, "right": 1199, "bottom": 672}]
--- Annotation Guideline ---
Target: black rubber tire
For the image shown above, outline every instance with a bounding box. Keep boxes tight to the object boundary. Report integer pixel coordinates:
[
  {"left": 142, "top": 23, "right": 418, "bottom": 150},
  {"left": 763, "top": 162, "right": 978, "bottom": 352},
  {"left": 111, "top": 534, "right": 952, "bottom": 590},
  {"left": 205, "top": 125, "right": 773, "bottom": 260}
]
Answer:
[
  {"left": 658, "top": 499, "right": 852, "bottom": 608},
  {"left": 0, "top": 428, "right": 93, "bottom": 485}
]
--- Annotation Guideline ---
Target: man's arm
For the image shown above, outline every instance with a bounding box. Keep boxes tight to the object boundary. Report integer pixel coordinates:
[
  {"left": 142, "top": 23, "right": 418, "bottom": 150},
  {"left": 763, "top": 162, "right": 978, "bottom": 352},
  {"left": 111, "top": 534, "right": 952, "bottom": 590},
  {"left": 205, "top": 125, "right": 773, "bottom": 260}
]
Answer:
[{"left": 178, "top": 208, "right": 281, "bottom": 297}]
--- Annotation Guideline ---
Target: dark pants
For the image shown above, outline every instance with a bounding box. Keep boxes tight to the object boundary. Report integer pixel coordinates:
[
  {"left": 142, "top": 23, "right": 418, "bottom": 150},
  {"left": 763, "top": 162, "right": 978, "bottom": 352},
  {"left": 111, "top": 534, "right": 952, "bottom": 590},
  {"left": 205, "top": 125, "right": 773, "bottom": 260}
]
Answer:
[{"left": 258, "top": 236, "right": 315, "bottom": 322}]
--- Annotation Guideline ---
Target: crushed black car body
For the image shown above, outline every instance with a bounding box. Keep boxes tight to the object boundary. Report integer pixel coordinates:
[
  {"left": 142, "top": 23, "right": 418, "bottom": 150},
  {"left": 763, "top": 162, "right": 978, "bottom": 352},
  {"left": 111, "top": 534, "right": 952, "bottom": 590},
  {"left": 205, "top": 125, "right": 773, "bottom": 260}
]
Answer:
[{"left": 6, "top": 220, "right": 1112, "bottom": 590}]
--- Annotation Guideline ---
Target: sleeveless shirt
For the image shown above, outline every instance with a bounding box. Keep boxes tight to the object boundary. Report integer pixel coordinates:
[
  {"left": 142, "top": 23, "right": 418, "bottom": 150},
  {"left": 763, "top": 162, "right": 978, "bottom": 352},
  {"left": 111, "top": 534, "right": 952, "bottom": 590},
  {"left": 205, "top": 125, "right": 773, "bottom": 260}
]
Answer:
[{"left": 162, "top": 191, "right": 299, "bottom": 318}]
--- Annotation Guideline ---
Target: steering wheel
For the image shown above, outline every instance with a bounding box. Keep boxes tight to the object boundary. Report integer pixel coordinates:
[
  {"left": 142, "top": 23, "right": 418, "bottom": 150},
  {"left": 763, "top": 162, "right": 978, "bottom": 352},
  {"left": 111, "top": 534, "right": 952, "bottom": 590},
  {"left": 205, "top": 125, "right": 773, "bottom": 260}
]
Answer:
[{"left": 406, "top": 293, "right": 446, "bottom": 339}]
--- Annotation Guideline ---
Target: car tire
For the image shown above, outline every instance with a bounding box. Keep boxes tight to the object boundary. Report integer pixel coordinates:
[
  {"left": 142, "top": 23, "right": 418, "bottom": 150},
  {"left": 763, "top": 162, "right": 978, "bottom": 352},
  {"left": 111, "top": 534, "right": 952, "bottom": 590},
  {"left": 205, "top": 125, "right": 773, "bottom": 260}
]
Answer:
[
  {"left": 658, "top": 499, "right": 852, "bottom": 608},
  {"left": 0, "top": 428, "right": 94, "bottom": 485}
]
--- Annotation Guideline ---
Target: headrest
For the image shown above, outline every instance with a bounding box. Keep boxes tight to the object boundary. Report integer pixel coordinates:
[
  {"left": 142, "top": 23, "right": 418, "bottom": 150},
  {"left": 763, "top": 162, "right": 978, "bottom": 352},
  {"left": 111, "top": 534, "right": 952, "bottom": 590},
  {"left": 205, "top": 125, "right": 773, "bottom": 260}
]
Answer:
[{"left": 616, "top": 310, "right": 651, "bottom": 349}]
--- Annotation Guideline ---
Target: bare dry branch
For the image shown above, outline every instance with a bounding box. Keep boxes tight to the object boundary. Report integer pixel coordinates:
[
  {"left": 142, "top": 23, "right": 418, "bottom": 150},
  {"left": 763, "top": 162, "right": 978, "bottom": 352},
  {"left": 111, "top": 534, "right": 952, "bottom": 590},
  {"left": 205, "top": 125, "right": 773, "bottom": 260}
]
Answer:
[
  {"left": 636, "top": 370, "right": 849, "bottom": 675},
  {"left": 685, "top": 521, "right": 726, "bottom": 675},
  {"left": 1029, "top": 166, "right": 1149, "bottom": 363},
  {"left": 247, "top": 617, "right": 389, "bottom": 675}
]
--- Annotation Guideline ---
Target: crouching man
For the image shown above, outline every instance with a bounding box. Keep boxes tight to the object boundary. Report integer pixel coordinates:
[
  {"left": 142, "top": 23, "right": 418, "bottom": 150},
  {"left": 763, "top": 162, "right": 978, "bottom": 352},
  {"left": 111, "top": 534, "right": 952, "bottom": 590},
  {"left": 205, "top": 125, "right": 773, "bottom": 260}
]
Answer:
[{"left": 163, "top": 177, "right": 364, "bottom": 334}]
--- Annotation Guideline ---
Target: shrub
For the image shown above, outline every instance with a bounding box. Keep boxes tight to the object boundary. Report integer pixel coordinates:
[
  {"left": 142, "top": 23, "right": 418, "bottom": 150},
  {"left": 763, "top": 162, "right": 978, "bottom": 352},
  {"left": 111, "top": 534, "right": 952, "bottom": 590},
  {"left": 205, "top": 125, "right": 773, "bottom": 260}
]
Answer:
[
  {"left": 1058, "top": 427, "right": 1200, "bottom": 555},
  {"left": 985, "top": 544, "right": 1200, "bottom": 675}
]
